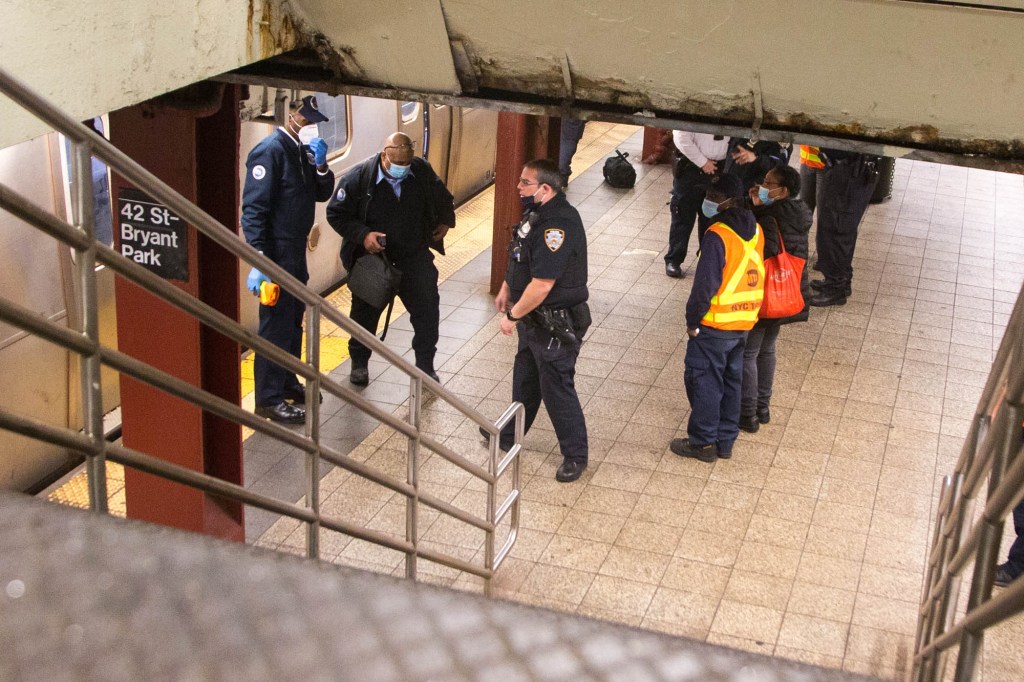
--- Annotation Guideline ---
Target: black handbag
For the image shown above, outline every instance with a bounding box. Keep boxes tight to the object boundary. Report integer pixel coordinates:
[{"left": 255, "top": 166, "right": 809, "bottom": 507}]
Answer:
[
  {"left": 347, "top": 253, "right": 402, "bottom": 339},
  {"left": 603, "top": 150, "right": 636, "bottom": 189}
]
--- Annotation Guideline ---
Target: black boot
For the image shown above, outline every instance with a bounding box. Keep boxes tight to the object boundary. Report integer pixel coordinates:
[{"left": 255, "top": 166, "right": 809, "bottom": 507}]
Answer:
[{"left": 739, "top": 415, "right": 760, "bottom": 433}]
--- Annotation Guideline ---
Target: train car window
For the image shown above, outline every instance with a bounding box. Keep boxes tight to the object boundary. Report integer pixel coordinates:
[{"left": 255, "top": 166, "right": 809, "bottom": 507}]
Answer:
[
  {"left": 314, "top": 93, "right": 350, "bottom": 156},
  {"left": 401, "top": 101, "right": 420, "bottom": 124},
  {"left": 60, "top": 118, "right": 113, "bottom": 247}
]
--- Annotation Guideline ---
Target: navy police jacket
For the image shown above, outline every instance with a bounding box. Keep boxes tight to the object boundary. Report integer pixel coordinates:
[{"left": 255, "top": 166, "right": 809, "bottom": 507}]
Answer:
[
  {"left": 326, "top": 155, "right": 456, "bottom": 271},
  {"left": 241, "top": 129, "right": 335, "bottom": 258},
  {"left": 506, "top": 192, "right": 588, "bottom": 310}
]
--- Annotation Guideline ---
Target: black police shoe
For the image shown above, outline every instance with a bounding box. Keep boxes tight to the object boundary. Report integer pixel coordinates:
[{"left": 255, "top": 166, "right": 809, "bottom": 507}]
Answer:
[
  {"left": 809, "top": 291, "right": 847, "bottom": 307},
  {"left": 757, "top": 407, "right": 771, "bottom": 424},
  {"left": 739, "top": 415, "right": 760, "bottom": 433},
  {"left": 669, "top": 438, "right": 717, "bottom": 463},
  {"left": 350, "top": 366, "right": 369, "bottom": 386},
  {"left": 811, "top": 280, "right": 852, "bottom": 297},
  {"left": 283, "top": 386, "right": 323, "bottom": 405},
  {"left": 479, "top": 426, "right": 510, "bottom": 452},
  {"left": 555, "top": 459, "right": 587, "bottom": 483},
  {"left": 994, "top": 563, "right": 1019, "bottom": 588},
  {"left": 665, "top": 262, "right": 683, "bottom": 278},
  {"left": 255, "top": 402, "right": 306, "bottom": 424}
]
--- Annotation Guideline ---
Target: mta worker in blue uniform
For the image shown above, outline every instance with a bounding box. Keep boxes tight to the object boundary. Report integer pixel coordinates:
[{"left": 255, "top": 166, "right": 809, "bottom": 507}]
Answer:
[
  {"left": 326, "top": 132, "right": 455, "bottom": 386},
  {"left": 242, "top": 95, "right": 335, "bottom": 424},
  {"left": 494, "top": 159, "right": 590, "bottom": 483},
  {"left": 671, "top": 174, "right": 764, "bottom": 463}
]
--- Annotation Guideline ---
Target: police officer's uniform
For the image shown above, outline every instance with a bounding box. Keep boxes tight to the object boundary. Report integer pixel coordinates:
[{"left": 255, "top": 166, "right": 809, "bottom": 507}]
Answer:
[
  {"left": 326, "top": 155, "right": 455, "bottom": 375},
  {"left": 499, "top": 193, "right": 589, "bottom": 468},
  {"left": 242, "top": 128, "right": 335, "bottom": 409}
]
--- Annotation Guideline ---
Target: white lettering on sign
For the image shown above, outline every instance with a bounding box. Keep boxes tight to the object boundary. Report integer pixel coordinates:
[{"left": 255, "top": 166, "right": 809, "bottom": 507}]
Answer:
[
  {"left": 121, "top": 244, "right": 163, "bottom": 266},
  {"left": 120, "top": 224, "right": 180, "bottom": 249}
]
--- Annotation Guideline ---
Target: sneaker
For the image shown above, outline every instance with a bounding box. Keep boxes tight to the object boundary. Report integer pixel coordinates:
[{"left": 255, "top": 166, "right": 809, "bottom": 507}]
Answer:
[
  {"left": 739, "top": 415, "right": 760, "bottom": 433},
  {"left": 994, "top": 563, "right": 1019, "bottom": 588},
  {"left": 669, "top": 438, "right": 717, "bottom": 463}
]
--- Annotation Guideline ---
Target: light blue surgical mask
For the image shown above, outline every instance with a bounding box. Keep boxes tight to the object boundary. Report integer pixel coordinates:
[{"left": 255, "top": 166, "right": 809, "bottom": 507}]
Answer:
[
  {"left": 757, "top": 185, "right": 775, "bottom": 205},
  {"left": 701, "top": 198, "right": 721, "bottom": 219},
  {"left": 387, "top": 162, "right": 410, "bottom": 179}
]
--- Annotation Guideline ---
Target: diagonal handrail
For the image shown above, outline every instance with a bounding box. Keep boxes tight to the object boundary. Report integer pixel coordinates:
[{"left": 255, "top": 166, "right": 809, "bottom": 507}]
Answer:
[{"left": 0, "top": 66, "right": 523, "bottom": 595}]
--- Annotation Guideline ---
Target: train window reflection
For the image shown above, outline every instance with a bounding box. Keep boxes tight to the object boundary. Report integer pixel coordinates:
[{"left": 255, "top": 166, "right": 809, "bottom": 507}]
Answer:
[
  {"left": 314, "top": 93, "right": 350, "bottom": 156},
  {"left": 401, "top": 101, "right": 419, "bottom": 124},
  {"left": 60, "top": 117, "right": 113, "bottom": 248}
]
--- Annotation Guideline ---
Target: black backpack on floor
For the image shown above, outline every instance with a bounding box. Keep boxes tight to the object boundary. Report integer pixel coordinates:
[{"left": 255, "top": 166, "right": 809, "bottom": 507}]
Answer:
[{"left": 603, "top": 150, "right": 636, "bottom": 189}]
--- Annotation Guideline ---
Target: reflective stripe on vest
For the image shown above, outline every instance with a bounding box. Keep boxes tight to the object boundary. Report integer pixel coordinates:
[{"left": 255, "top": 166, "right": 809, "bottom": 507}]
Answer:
[
  {"left": 701, "top": 222, "right": 766, "bottom": 331},
  {"left": 800, "top": 145, "right": 825, "bottom": 169}
]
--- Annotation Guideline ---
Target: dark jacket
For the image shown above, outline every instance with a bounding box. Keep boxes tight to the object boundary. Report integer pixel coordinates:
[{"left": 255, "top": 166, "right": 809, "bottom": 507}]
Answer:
[
  {"left": 241, "top": 129, "right": 335, "bottom": 258},
  {"left": 326, "top": 154, "right": 456, "bottom": 270},
  {"left": 721, "top": 139, "right": 790, "bottom": 190},
  {"left": 752, "top": 197, "right": 813, "bottom": 326},
  {"left": 686, "top": 206, "right": 758, "bottom": 329},
  {"left": 506, "top": 193, "right": 588, "bottom": 309}
]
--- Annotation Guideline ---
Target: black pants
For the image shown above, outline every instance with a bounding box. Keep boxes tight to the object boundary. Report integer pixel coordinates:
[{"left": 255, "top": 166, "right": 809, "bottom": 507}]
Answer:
[
  {"left": 348, "top": 248, "right": 440, "bottom": 372},
  {"left": 799, "top": 165, "right": 825, "bottom": 217},
  {"left": 666, "top": 169, "right": 713, "bottom": 267},
  {"left": 254, "top": 247, "right": 306, "bottom": 407},
  {"left": 815, "top": 160, "right": 878, "bottom": 295},
  {"left": 499, "top": 324, "right": 587, "bottom": 463}
]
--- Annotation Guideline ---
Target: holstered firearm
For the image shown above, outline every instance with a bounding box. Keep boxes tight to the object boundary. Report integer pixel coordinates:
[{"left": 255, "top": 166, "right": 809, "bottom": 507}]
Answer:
[{"left": 525, "top": 307, "right": 577, "bottom": 346}]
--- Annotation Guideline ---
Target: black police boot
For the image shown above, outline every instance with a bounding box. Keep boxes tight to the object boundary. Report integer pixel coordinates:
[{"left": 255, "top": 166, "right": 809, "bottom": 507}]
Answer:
[
  {"left": 809, "top": 290, "right": 847, "bottom": 307},
  {"left": 555, "top": 459, "right": 586, "bottom": 483},
  {"left": 350, "top": 365, "right": 369, "bottom": 386},
  {"left": 757, "top": 407, "right": 771, "bottom": 424},
  {"left": 739, "top": 415, "right": 760, "bottom": 433},
  {"left": 669, "top": 438, "right": 717, "bottom": 463},
  {"left": 665, "top": 262, "right": 683, "bottom": 278},
  {"left": 811, "top": 279, "right": 852, "bottom": 297},
  {"left": 255, "top": 402, "right": 306, "bottom": 424}
]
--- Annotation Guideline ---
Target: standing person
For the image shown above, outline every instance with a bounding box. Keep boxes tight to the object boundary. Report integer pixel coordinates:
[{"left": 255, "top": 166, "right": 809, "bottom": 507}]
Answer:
[
  {"left": 797, "top": 144, "right": 827, "bottom": 216},
  {"left": 493, "top": 159, "right": 590, "bottom": 483},
  {"left": 740, "top": 164, "right": 812, "bottom": 433},
  {"left": 721, "top": 138, "right": 789, "bottom": 192},
  {"left": 664, "top": 131, "right": 731, "bottom": 279},
  {"left": 558, "top": 118, "right": 587, "bottom": 186},
  {"left": 327, "top": 133, "right": 455, "bottom": 386},
  {"left": 671, "top": 174, "right": 764, "bottom": 463},
  {"left": 809, "top": 150, "right": 879, "bottom": 307},
  {"left": 242, "top": 95, "right": 335, "bottom": 424},
  {"left": 995, "top": 498, "right": 1024, "bottom": 587}
]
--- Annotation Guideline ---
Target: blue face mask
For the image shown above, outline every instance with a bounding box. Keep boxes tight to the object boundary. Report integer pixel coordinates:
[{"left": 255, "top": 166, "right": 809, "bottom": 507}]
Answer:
[
  {"left": 757, "top": 185, "right": 775, "bottom": 205},
  {"left": 388, "top": 162, "right": 410, "bottom": 179},
  {"left": 701, "top": 198, "right": 721, "bottom": 219}
]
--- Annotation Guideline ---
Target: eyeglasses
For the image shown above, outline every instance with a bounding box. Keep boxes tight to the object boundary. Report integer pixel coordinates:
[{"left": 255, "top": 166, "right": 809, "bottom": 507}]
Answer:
[
  {"left": 761, "top": 180, "right": 782, "bottom": 188},
  {"left": 517, "top": 178, "right": 538, "bottom": 186},
  {"left": 386, "top": 144, "right": 414, "bottom": 152}
]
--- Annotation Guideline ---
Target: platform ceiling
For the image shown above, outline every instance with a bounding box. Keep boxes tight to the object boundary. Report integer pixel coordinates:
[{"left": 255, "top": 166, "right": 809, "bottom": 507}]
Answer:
[{"left": 2, "top": 0, "right": 1023, "bottom": 170}]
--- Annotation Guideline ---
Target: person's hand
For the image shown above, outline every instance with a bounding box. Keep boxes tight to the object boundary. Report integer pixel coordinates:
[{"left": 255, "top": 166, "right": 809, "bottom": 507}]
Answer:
[
  {"left": 494, "top": 288, "right": 509, "bottom": 313},
  {"left": 432, "top": 224, "right": 451, "bottom": 241},
  {"left": 732, "top": 147, "right": 757, "bottom": 165},
  {"left": 362, "top": 232, "right": 386, "bottom": 254},
  {"left": 499, "top": 316, "right": 516, "bottom": 336},
  {"left": 310, "top": 138, "right": 328, "bottom": 166},
  {"left": 748, "top": 184, "right": 762, "bottom": 206},
  {"left": 701, "top": 160, "right": 717, "bottom": 174},
  {"left": 247, "top": 268, "right": 270, "bottom": 295},
  {"left": 687, "top": 327, "right": 699, "bottom": 338}
]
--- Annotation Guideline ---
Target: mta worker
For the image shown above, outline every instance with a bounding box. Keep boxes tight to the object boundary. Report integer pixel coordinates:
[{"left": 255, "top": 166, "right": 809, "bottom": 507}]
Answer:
[
  {"left": 242, "top": 95, "right": 334, "bottom": 424},
  {"left": 671, "top": 173, "right": 764, "bottom": 463},
  {"left": 493, "top": 159, "right": 590, "bottom": 483},
  {"left": 326, "top": 132, "right": 455, "bottom": 386},
  {"left": 665, "top": 131, "right": 730, "bottom": 279}
]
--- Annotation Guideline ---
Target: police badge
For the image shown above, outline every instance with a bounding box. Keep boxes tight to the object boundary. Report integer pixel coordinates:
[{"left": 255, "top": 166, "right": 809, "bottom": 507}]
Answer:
[{"left": 544, "top": 228, "right": 565, "bottom": 252}]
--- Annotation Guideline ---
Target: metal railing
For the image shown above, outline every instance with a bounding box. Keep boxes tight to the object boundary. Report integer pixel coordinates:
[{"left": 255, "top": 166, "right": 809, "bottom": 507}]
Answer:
[
  {"left": 911, "top": 274, "right": 1024, "bottom": 677},
  {"left": 0, "top": 67, "right": 523, "bottom": 595}
]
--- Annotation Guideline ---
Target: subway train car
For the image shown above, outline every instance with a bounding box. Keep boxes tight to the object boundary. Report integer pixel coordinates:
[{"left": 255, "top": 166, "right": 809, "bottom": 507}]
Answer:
[{"left": 0, "top": 89, "right": 497, "bottom": 493}]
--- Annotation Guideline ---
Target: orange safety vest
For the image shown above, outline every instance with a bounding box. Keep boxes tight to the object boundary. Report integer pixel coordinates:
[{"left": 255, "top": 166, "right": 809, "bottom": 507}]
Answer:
[
  {"left": 799, "top": 145, "right": 825, "bottom": 169},
  {"left": 701, "top": 222, "right": 765, "bottom": 331}
]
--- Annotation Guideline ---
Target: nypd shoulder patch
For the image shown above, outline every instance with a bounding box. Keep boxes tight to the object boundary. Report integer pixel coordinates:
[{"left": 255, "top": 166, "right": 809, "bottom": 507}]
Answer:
[
  {"left": 544, "top": 228, "right": 565, "bottom": 252},
  {"left": 336, "top": 187, "right": 346, "bottom": 202},
  {"left": 251, "top": 164, "right": 266, "bottom": 180}
]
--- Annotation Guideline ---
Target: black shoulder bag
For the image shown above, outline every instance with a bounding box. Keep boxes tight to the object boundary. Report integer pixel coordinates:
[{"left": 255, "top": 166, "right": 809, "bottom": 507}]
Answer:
[{"left": 347, "top": 253, "right": 402, "bottom": 340}]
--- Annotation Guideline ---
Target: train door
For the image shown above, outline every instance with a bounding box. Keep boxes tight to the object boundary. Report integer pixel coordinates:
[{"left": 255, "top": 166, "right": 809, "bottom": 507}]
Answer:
[
  {"left": 397, "top": 101, "right": 425, "bottom": 158},
  {"left": 425, "top": 103, "right": 453, "bottom": 182},
  {"left": 444, "top": 107, "right": 498, "bottom": 204}
]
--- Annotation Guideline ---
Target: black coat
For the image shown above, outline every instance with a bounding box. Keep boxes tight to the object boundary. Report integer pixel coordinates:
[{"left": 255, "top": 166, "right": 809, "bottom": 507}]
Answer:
[
  {"left": 722, "top": 139, "right": 790, "bottom": 190},
  {"left": 753, "top": 198, "right": 813, "bottom": 326}
]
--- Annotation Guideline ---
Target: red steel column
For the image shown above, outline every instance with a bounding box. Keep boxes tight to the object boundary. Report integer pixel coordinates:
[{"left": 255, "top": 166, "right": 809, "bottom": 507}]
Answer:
[
  {"left": 109, "top": 85, "right": 243, "bottom": 541},
  {"left": 490, "top": 113, "right": 561, "bottom": 294}
]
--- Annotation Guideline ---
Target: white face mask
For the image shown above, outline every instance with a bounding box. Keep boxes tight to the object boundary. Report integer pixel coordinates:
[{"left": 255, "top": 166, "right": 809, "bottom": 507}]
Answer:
[{"left": 298, "top": 124, "right": 319, "bottom": 145}]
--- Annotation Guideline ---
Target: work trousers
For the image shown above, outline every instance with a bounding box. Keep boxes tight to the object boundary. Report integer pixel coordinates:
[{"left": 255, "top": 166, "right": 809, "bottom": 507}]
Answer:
[
  {"left": 499, "top": 324, "right": 588, "bottom": 463},
  {"left": 254, "top": 248, "right": 307, "bottom": 407},
  {"left": 666, "top": 169, "right": 713, "bottom": 267},
  {"left": 815, "top": 160, "right": 878, "bottom": 296},
  {"left": 1007, "top": 498, "right": 1024, "bottom": 578},
  {"left": 558, "top": 119, "right": 587, "bottom": 179},
  {"left": 349, "top": 248, "right": 440, "bottom": 372},
  {"left": 741, "top": 323, "right": 780, "bottom": 418},
  {"left": 799, "top": 165, "right": 826, "bottom": 216},
  {"left": 684, "top": 326, "right": 746, "bottom": 454}
]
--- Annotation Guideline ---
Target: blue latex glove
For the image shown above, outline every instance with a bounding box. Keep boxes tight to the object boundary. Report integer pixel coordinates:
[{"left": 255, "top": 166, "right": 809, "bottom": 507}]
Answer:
[
  {"left": 310, "top": 138, "right": 328, "bottom": 166},
  {"left": 247, "top": 268, "right": 270, "bottom": 295}
]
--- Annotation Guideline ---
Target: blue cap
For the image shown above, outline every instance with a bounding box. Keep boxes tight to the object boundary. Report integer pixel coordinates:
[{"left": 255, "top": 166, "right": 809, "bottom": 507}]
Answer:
[
  {"left": 708, "top": 173, "right": 744, "bottom": 199},
  {"left": 297, "top": 95, "right": 328, "bottom": 123}
]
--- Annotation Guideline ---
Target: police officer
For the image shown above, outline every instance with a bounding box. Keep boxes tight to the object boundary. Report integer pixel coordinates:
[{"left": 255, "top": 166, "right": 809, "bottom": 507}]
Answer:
[
  {"left": 493, "top": 159, "right": 590, "bottom": 483},
  {"left": 665, "top": 131, "right": 730, "bottom": 279},
  {"left": 242, "top": 95, "right": 335, "bottom": 424},
  {"left": 671, "top": 173, "right": 764, "bottom": 463},
  {"left": 809, "top": 149, "right": 879, "bottom": 307},
  {"left": 326, "top": 132, "right": 455, "bottom": 386}
]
